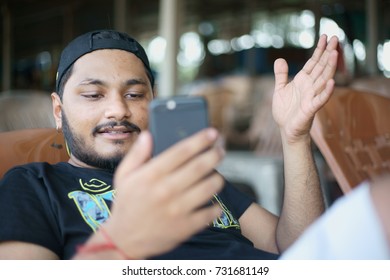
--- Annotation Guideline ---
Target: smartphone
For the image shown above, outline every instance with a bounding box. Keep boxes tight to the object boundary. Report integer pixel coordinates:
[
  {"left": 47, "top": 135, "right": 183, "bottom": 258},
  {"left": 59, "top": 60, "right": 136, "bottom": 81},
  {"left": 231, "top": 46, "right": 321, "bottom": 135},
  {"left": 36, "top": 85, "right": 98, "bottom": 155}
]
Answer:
[{"left": 149, "top": 96, "right": 209, "bottom": 156}]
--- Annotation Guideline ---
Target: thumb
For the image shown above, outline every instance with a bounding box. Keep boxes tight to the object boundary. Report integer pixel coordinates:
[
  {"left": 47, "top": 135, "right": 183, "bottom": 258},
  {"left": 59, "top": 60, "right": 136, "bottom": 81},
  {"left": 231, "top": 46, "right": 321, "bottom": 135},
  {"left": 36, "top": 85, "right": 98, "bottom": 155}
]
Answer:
[
  {"left": 115, "top": 131, "right": 152, "bottom": 178},
  {"left": 274, "top": 58, "right": 289, "bottom": 91}
]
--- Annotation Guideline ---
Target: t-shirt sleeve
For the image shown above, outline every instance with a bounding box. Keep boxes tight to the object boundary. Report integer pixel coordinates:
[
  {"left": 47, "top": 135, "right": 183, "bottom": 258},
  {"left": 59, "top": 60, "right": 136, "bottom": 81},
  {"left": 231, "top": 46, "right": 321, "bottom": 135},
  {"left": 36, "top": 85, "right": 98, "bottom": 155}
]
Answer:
[
  {"left": 0, "top": 167, "right": 62, "bottom": 256},
  {"left": 219, "top": 179, "right": 256, "bottom": 219}
]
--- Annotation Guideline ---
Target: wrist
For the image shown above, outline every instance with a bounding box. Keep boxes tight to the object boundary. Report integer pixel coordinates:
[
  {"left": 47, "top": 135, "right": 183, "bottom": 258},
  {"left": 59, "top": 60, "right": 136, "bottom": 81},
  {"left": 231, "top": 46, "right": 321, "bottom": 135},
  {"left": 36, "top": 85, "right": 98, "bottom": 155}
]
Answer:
[
  {"left": 281, "top": 131, "right": 312, "bottom": 148},
  {"left": 74, "top": 226, "right": 136, "bottom": 260}
]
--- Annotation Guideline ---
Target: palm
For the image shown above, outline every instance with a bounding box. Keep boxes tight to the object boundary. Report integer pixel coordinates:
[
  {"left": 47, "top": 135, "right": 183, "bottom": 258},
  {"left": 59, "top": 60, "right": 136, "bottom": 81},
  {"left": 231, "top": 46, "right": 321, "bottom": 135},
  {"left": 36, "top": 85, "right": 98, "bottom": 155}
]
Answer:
[{"left": 272, "top": 35, "right": 339, "bottom": 143}]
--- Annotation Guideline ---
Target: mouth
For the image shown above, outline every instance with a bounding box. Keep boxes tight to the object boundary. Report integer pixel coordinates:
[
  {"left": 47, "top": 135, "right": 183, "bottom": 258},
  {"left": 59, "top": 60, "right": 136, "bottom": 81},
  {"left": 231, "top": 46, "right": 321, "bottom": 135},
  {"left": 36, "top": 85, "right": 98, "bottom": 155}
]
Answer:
[
  {"left": 98, "top": 126, "right": 135, "bottom": 134},
  {"left": 95, "top": 124, "right": 141, "bottom": 141}
]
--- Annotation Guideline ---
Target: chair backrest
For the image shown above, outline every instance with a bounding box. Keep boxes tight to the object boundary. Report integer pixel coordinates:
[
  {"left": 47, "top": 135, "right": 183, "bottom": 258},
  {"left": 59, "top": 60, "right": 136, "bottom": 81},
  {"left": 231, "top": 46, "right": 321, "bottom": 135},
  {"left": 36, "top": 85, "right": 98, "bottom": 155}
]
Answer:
[
  {"left": 0, "top": 91, "right": 55, "bottom": 132},
  {"left": 0, "top": 128, "right": 69, "bottom": 178},
  {"left": 310, "top": 87, "right": 390, "bottom": 193}
]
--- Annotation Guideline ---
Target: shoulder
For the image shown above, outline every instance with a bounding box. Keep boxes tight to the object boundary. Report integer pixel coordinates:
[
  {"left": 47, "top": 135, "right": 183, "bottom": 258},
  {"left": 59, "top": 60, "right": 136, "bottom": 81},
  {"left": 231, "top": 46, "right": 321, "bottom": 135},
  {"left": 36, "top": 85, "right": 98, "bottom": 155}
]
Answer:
[
  {"left": 2, "top": 162, "right": 49, "bottom": 179},
  {"left": 2, "top": 162, "right": 65, "bottom": 180},
  {"left": 0, "top": 162, "right": 75, "bottom": 195}
]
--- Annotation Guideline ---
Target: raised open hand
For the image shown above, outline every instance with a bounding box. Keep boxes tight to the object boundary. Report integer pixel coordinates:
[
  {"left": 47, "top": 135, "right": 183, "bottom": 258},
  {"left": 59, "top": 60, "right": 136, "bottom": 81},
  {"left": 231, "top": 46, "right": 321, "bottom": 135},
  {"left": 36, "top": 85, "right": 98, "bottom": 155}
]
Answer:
[{"left": 272, "top": 34, "right": 339, "bottom": 143}]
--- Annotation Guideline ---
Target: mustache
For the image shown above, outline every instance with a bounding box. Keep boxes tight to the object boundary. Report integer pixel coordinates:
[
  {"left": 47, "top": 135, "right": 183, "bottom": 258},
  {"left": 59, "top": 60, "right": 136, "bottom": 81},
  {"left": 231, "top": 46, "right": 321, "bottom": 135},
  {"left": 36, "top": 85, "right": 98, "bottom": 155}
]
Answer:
[{"left": 92, "top": 121, "right": 141, "bottom": 135}]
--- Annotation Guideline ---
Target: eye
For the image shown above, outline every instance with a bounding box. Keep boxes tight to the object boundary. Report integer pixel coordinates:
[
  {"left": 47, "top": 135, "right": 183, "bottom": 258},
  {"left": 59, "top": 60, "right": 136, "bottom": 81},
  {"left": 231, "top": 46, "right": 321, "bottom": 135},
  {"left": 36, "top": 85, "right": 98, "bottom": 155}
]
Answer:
[
  {"left": 124, "top": 92, "right": 145, "bottom": 99},
  {"left": 81, "top": 92, "right": 104, "bottom": 99}
]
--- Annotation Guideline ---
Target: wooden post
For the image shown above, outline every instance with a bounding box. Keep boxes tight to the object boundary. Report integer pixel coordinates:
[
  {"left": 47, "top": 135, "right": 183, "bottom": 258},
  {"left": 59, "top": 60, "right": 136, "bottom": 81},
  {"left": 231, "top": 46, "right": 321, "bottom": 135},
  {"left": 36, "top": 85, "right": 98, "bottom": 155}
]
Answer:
[
  {"left": 158, "top": 0, "right": 181, "bottom": 97},
  {"left": 366, "top": 0, "right": 378, "bottom": 75},
  {"left": 114, "top": 0, "right": 127, "bottom": 32}
]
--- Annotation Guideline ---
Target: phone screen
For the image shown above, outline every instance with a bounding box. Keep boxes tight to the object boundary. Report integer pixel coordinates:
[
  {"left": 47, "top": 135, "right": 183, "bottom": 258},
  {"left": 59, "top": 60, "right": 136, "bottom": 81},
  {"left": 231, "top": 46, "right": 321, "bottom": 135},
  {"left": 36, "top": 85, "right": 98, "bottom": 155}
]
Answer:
[{"left": 149, "top": 96, "right": 209, "bottom": 156}]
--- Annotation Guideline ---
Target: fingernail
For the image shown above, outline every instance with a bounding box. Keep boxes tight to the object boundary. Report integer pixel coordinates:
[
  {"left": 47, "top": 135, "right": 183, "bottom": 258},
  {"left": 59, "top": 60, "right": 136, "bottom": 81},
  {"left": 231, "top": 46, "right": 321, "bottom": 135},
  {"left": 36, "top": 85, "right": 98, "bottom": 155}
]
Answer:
[
  {"left": 215, "top": 137, "right": 225, "bottom": 157},
  {"left": 136, "top": 132, "right": 147, "bottom": 146},
  {"left": 207, "top": 128, "right": 218, "bottom": 140}
]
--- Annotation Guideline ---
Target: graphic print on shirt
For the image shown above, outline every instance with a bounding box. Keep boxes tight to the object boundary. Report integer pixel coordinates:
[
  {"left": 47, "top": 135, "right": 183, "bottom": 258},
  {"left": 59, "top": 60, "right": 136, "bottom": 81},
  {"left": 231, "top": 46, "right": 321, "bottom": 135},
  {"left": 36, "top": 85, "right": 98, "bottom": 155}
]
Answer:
[
  {"left": 68, "top": 178, "right": 115, "bottom": 231},
  {"left": 69, "top": 179, "right": 240, "bottom": 231},
  {"left": 211, "top": 194, "right": 240, "bottom": 229}
]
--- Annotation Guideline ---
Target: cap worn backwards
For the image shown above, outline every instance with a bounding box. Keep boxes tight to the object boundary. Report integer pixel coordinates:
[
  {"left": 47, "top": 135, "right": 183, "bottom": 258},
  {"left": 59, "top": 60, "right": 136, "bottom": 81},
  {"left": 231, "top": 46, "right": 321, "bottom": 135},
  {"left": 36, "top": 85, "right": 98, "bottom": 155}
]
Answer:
[{"left": 55, "top": 29, "right": 154, "bottom": 92}]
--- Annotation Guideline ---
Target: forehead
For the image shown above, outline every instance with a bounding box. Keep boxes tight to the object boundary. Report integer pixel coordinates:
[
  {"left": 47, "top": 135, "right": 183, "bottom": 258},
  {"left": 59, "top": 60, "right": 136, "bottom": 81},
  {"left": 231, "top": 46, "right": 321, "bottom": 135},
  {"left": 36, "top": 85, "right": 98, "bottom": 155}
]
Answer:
[{"left": 71, "top": 49, "right": 147, "bottom": 79}]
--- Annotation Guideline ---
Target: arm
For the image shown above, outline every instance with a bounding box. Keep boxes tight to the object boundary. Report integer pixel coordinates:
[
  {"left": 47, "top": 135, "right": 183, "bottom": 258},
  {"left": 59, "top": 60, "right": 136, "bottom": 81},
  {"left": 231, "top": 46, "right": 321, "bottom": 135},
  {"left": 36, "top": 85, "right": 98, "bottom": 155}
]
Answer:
[
  {"left": 274, "top": 35, "right": 339, "bottom": 251},
  {"left": 240, "top": 35, "right": 339, "bottom": 253},
  {"left": 0, "top": 242, "right": 59, "bottom": 259},
  {"left": 276, "top": 133, "right": 324, "bottom": 251}
]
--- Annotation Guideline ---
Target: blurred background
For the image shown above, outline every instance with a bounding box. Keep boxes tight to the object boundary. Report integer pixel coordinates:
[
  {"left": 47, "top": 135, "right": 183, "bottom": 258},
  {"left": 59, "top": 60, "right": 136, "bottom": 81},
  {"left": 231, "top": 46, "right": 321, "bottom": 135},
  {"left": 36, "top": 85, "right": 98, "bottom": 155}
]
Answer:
[
  {"left": 1, "top": 0, "right": 389, "bottom": 91},
  {"left": 1, "top": 0, "right": 389, "bottom": 213}
]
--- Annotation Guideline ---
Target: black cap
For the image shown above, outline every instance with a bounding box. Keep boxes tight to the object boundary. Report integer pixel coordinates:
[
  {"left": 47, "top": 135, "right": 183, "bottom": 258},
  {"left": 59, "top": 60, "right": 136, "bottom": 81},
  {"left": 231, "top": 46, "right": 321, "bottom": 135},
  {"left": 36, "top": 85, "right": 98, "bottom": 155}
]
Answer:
[{"left": 56, "top": 29, "right": 154, "bottom": 92}]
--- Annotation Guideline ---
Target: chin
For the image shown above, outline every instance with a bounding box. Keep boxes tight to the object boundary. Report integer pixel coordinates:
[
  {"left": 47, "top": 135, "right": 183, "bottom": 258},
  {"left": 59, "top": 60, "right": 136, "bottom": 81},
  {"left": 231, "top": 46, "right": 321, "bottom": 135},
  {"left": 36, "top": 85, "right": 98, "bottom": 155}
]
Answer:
[{"left": 99, "top": 149, "right": 127, "bottom": 160}]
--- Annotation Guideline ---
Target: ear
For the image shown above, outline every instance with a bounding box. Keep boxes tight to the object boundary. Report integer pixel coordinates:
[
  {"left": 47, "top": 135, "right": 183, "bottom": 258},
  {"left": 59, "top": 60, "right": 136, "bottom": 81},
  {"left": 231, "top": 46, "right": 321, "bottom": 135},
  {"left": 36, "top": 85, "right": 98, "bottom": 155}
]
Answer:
[{"left": 51, "top": 92, "right": 63, "bottom": 130}]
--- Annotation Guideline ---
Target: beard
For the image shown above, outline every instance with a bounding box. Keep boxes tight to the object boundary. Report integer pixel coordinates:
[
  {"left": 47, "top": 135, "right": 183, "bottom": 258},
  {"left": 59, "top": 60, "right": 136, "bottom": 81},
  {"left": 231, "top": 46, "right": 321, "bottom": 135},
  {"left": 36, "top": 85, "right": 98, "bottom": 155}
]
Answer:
[{"left": 61, "top": 112, "right": 138, "bottom": 172}]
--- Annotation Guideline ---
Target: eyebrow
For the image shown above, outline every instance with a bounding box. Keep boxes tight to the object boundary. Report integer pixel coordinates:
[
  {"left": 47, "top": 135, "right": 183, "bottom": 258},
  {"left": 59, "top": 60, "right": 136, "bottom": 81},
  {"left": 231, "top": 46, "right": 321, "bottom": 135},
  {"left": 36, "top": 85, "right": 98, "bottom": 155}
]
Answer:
[
  {"left": 78, "top": 79, "right": 105, "bottom": 86},
  {"left": 78, "top": 78, "right": 148, "bottom": 87},
  {"left": 125, "top": 78, "right": 148, "bottom": 86}
]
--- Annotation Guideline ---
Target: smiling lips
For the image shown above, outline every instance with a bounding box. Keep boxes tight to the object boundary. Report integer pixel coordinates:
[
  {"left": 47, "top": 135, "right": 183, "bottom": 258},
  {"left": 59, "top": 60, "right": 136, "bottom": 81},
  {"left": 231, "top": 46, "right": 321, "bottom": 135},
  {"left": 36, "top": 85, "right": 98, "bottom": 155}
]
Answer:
[{"left": 98, "top": 126, "right": 137, "bottom": 140}]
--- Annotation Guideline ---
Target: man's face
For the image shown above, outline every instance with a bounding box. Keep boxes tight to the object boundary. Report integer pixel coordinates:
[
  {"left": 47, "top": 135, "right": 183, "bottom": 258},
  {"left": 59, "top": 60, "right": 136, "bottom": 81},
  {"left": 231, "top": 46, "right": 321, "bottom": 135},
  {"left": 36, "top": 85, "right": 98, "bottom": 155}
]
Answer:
[{"left": 55, "top": 49, "right": 154, "bottom": 170}]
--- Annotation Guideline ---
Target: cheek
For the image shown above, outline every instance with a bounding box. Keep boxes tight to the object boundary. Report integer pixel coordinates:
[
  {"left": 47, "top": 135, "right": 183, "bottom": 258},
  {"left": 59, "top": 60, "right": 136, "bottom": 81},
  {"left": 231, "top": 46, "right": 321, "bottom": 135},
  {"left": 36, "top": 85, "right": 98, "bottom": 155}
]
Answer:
[
  {"left": 63, "top": 109, "right": 96, "bottom": 136},
  {"left": 132, "top": 103, "right": 150, "bottom": 129}
]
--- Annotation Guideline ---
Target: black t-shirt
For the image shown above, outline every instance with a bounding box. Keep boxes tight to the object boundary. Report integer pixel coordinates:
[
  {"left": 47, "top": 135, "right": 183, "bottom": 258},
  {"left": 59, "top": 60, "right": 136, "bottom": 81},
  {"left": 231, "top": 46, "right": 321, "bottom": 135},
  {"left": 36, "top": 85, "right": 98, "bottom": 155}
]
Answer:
[{"left": 0, "top": 162, "right": 278, "bottom": 260}]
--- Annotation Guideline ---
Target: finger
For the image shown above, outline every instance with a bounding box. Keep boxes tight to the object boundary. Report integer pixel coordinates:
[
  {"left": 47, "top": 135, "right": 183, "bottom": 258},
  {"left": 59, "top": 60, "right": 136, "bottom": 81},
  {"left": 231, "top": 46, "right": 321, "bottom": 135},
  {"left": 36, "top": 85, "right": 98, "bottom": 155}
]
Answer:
[
  {"left": 171, "top": 172, "right": 224, "bottom": 214},
  {"left": 187, "top": 204, "right": 223, "bottom": 234},
  {"left": 115, "top": 131, "right": 152, "bottom": 179},
  {"left": 161, "top": 143, "right": 224, "bottom": 195},
  {"left": 273, "top": 58, "right": 289, "bottom": 91},
  {"left": 143, "top": 147, "right": 224, "bottom": 208},
  {"left": 312, "top": 50, "right": 338, "bottom": 94},
  {"left": 147, "top": 128, "right": 220, "bottom": 178},
  {"left": 309, "top": 36, "right": 339, "bottom": 82},
  {"left": 169, "top": 203, "right": 222, "bottom": 246},
  {"left": 302, "top": 34, "right": 328, "bottom": 74},
  {"left": 312, "top": 79, "right": 335, "bottom": 112},
  {"left": 184, "top": 173, "right": 224, "bottom": 212}
]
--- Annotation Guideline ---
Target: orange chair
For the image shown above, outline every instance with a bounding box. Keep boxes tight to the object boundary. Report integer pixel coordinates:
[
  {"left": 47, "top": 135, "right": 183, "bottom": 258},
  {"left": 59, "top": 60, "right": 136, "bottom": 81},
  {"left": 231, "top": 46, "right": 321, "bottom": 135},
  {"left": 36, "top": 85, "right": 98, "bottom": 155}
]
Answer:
[
  {"left": 310, "top": 87, "right": 390, "bottom": 193},
  {"left": 0, "top": 128, "right": 69, "bottom": 178}
]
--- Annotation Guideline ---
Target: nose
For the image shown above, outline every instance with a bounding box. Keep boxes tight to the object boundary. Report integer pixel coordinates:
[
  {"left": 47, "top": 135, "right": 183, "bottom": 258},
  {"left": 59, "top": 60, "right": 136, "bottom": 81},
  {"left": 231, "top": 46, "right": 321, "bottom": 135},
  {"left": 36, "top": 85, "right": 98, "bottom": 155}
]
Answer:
[{"left": 104, "top": 94, "right": 131, "bottom": 121}]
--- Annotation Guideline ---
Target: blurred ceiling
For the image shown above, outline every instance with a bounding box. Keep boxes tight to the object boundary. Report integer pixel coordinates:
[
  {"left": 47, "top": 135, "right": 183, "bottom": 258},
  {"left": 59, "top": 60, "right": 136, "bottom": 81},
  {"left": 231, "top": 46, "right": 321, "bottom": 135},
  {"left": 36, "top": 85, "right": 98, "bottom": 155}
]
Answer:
[{"left": 2, "top": 0, "right": 389, "bottom": 56}]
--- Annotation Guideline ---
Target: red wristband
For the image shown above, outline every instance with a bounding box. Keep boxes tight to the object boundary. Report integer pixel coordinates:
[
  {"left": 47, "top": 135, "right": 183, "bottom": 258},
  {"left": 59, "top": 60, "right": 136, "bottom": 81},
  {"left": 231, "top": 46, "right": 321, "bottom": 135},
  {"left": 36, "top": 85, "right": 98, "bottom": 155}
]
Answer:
[{"left": 77, "top": 227, "right": 133, "bottom": 259}]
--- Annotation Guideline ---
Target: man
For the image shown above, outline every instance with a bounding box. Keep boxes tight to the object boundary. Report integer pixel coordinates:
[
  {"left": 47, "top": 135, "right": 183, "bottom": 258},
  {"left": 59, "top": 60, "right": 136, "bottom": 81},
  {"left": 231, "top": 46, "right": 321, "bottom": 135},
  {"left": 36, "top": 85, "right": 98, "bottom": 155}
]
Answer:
[{"left": 0, "top": 30, "right": 338, "bottom": 259}]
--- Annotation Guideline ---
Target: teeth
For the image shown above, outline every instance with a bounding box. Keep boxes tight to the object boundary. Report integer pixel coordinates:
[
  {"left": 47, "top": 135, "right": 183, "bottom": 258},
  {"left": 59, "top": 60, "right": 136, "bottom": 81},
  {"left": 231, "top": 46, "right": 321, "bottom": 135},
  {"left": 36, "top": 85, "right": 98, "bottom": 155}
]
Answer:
[
  {"left": 107, "top": 131, "right": 127, "bottom": 134},
  {"left": 99, "top": 127, "right": 132, "bottom": 134}
]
